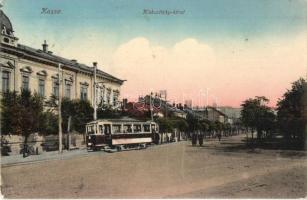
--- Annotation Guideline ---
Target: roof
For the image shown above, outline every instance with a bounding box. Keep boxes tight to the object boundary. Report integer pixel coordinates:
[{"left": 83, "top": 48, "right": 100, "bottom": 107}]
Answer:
[
  {"left": 1, "top": 42, "right": 125, "bottom": 84},
  {"left": 0, "top": 10, "right": 13, "bottom": 33},
  {"left": 207, "top": 106, "right": 228, "bottom": 117},
  {"left": 88, "top": 117, "right": 154, "bottom": 123}
]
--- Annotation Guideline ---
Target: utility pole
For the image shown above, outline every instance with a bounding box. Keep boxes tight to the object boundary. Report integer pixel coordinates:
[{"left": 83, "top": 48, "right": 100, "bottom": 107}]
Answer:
[
  {"left": 93, "top": 62, "right": 97, "bottom": 121},
  {"left": 150, "top": 92, "right": 153, "bottom": 121},
  {"left": 206, "top": 87, "right": 210, "bottom": 108},
  {"left": 165, "top": 91, "right": 168, "bottom": 118},
  {"left": 58, "top": 63, "right": 63, "bottom": 153}
]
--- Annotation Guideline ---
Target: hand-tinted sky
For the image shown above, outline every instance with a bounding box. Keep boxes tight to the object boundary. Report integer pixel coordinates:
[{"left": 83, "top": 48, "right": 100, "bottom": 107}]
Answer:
[{"left": 2, "top": 0, "right": 307, "bottom": 107}]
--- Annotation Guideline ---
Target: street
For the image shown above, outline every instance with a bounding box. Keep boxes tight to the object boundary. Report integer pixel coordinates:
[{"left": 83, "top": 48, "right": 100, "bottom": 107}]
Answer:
[{"left": 1, "top": 134, "right": 306, "bottom": 198}]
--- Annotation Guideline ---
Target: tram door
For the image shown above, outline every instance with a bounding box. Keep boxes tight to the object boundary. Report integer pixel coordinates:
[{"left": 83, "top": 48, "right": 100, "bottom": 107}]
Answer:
[
  {"left": 104, "top": 124, "right": 111, "bottom": 135},
  {"left": 104, "top": 124, "right": 112, "bottom": 145}
]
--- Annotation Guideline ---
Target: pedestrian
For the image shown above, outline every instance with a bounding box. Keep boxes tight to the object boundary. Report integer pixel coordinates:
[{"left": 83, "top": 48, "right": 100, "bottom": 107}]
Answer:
[
  {"left": 192, "top": 133, "right": 197, "bottom": 146},
  {"left": 217, "top": 133, "right": 222, "bottom": 141},
  {"left": 198, "top": 134, "right": 204, "bottom": 146}
]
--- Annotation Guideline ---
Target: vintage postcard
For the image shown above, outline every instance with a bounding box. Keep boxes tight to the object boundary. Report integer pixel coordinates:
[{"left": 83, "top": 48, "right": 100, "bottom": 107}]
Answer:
[{"left": 0, "top": 0, "right": 306, "bottom": 199}]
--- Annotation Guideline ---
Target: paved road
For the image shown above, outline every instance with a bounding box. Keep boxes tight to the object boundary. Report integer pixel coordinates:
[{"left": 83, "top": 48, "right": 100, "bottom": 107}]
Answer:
[{"left": 1, "top": 135, "right": 307, "bottom": 198}]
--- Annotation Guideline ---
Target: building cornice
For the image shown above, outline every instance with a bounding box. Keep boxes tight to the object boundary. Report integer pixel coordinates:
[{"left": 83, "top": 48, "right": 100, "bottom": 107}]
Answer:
[{"left": 0, "top": 43, "right": 125, "bottom": 85}]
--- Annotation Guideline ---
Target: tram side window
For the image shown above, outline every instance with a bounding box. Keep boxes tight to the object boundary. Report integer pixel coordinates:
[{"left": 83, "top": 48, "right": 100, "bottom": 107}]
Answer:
[
  {"left": 123, "top": 124, "right": 132, "bottom": 133},
  {"left": 104, "top": 124, "right": 111, "bottom": 135},
  {"left": 112, "top": 125, "right": 121, "bottom": 134},
  {"left": 133, "top": 124, "right": 142, "bottom": 133},
  {"left": 143, "top": 124, "right": 150, "bottom": 132},
  {"left": 99, "top": 125, "right": 104, "bottom": 135}
]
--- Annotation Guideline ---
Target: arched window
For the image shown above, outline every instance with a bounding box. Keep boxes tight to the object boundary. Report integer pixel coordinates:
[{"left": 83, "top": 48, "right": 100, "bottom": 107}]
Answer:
[{"left": 20, "top": 66, "right": 33, "bottom": 91}]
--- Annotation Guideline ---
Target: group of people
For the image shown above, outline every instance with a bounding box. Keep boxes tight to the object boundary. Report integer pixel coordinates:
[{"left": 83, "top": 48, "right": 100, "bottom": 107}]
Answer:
[
  {"left": 191, "top": 132, "right": 222, "bottom": 146},
  {"left": 191, "top": 133, "right": 204, "bottom": 146}
]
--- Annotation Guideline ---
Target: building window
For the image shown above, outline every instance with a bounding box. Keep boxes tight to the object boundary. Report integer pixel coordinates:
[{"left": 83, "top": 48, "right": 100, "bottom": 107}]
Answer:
[
  {"left": 80, "top": 85, "right": 88, "bottom": 100},
  {"left": 21, "top": 75, "right": 29, "bottom": 90},
  {"left": 106, "top": 89, "right": 111, "bottom": 105},
  {"left": 2, "top": 71, "right": 10, "bottom": 92},
  {"left": 38, "top": 79, "right": 45, "bottom": 97},
  {"left": 64, "top": 81, "right": 72, "bottom": 99},
  {"left": 52, "top": 78, "right": 59, "bottom": 98},
  {"left": 113, "top": 91, "right": 119, "bottom": 106}
]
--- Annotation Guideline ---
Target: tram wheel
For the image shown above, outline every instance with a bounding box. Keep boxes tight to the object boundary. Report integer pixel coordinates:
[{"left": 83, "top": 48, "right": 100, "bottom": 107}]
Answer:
[{"left": 117, "top": 146, "right": 122, "bottom": 152}]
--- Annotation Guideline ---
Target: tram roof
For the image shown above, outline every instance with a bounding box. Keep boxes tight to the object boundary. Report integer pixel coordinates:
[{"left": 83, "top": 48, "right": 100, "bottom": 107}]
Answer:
[{"left": 87, "top": 117, "right": 155, "bottom": 124}]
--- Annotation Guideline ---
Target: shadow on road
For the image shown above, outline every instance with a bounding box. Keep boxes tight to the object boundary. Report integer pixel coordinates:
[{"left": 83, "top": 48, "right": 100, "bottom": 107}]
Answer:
[{"left": 188, "top": 136, "right": 307, "bottom": 159}]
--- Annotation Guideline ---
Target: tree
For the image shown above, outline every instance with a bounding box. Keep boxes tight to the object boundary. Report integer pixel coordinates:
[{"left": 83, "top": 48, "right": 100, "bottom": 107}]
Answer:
[
  {"left": 1, "top": 90, "right": 44, "bottom": 145},
  {"left": 38, "top": 111, "right": 58, "bottom": 135},
  {"left": 71, "top": 99, "right": 94, "bottom": 133},
  {"left": 156, "top": 118, "right": 173, "bottom": 133},
  {"left": 172, "top": 118, "right": 189, "bottom": 140},
  {"left": 1, "top": 91, "right": 20, "bottom": 135},
  {"left": 277, "top": 78, "right": 306, "bottom": 145},
  {"left": 61, "top": 98, "right": 74, "bottom": 133},
  {"left": 200, "top": 120, "right": 209, "bottom": 137},
  {"left": 45, "top": 96, "right": 94, "bottom": 133},
  {"left": 241, "top": 96, "right": 276, "bottom": 141},
  {"left": 156, "top": 118, "right": 174, "bottom": 143},
  {"left": 186, "top": 113, "right": 201, "bottom": 132},
  {"left": 97, "top": 104, "right": 122, "bottom": 119}
]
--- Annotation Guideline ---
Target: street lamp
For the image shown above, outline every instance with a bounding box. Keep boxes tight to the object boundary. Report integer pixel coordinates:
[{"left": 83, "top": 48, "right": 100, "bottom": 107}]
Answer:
[
  {"left": 150, "top": 92, "right": 154, "bottom": 121},
  {"left": 93, "top": 62, "right": 97, "bottom": 121},
  {"left": 58, "top": 63, "right": 63, "bottom": 153}
]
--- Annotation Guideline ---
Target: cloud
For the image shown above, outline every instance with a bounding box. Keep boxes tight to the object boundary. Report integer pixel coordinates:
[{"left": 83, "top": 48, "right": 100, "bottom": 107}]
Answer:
[
  {"left": 110, "top": 37, "right": 217, "bottom": 103},
  {"left": 110, "top": 32, "right": 306, "bottom": 107},
  {"left": 34, "top": 31, "right": 305, "bottom": 107}
]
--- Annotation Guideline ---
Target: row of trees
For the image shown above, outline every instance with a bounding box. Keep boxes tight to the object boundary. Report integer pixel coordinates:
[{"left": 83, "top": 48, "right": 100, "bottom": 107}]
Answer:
[
  {"left": 156, "top": 113, "right": 240, "bottom": 141},
  {"left": 277, "top": 78, "right": 306, "bottom": 141},
  {"left": 240, "top": 78, "right": 306, "bottom": 148},
  {"left": 1, "top": 90, "right": 94, "bottom": 145},
  {"left": 241, "top": 96, "right": 275, "bottom": 140}
]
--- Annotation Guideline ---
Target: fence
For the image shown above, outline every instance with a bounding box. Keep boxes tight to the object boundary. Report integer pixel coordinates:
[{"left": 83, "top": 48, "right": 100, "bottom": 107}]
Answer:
[{"left": 1, "top": 132, "right": 85, "bottom": 156}]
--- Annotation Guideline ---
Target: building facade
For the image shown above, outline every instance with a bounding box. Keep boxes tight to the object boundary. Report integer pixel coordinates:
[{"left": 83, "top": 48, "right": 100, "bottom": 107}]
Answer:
[{"left": 0, "top": 9, "right": 124, "bottom": 109}]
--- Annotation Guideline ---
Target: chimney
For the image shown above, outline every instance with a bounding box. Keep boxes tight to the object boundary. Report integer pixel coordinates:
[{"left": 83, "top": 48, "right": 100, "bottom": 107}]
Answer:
[{"left": 42, "top": 40, "right": 48, "bottom": 52}]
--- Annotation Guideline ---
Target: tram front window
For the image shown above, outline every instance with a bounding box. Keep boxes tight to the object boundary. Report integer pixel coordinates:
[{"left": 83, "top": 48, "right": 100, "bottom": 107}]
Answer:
[
  {"left": 87, "top": 126, "right": 94, "bottom": 134},
  {"left": 151, "top": 124, "right": 156, "bottom": 133}
]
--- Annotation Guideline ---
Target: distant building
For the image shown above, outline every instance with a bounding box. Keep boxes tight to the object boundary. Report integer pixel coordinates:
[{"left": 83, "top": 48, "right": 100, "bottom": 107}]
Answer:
[
  {"left": 169, "top": 107, "right": 187, "bottom": 119},
  {"left": 193, "top": 106, "right": 229, "bottom": 123},
  {"left": 217, "top": 106, "right": 241, "bottom": 120},
  {"left": 0, "top": 9, "right": 124, "bottom": 108}
]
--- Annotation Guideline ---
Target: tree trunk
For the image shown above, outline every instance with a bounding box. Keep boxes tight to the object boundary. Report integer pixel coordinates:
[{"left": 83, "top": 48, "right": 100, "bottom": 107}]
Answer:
[
  {"left": 23, "top": 134, "right": 29, "bottom": 158},
  {"left": 67, "top": 116, "right": 72, "bottom": 150}
]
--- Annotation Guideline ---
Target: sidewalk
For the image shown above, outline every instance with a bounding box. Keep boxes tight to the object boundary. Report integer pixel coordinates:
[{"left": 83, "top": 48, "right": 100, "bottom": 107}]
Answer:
[
  {"left": 1, "top": 142, "right": 181, "bottom": 167},
  {"left": 1, "top": 148, "right": 98, "bottom": 167}
]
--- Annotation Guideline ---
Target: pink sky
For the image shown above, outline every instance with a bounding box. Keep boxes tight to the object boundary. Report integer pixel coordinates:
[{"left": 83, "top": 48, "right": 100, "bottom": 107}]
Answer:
[
  {"left": 5, "top": 0, "right": 306, "bottom": 108},
  {"left": 102, "top": 32, "right": 306, "bottom": 108}
]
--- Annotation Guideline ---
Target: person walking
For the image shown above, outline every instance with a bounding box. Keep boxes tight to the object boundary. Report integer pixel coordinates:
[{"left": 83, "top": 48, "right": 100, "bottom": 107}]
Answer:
[
  {"left": 192, "top": 133, "right": 197, "bottom": 146},
  {"left": 217, "top": 132, "right": 222, "bottom": 141},
  {"left": 198, "top": 133, "right": 204, "bottom": 146}
]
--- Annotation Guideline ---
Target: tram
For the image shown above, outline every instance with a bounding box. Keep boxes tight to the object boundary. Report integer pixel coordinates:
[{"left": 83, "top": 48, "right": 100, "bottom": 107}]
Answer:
[{"left": 86, "top": 117, "right": 159, "bottom": 151}]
